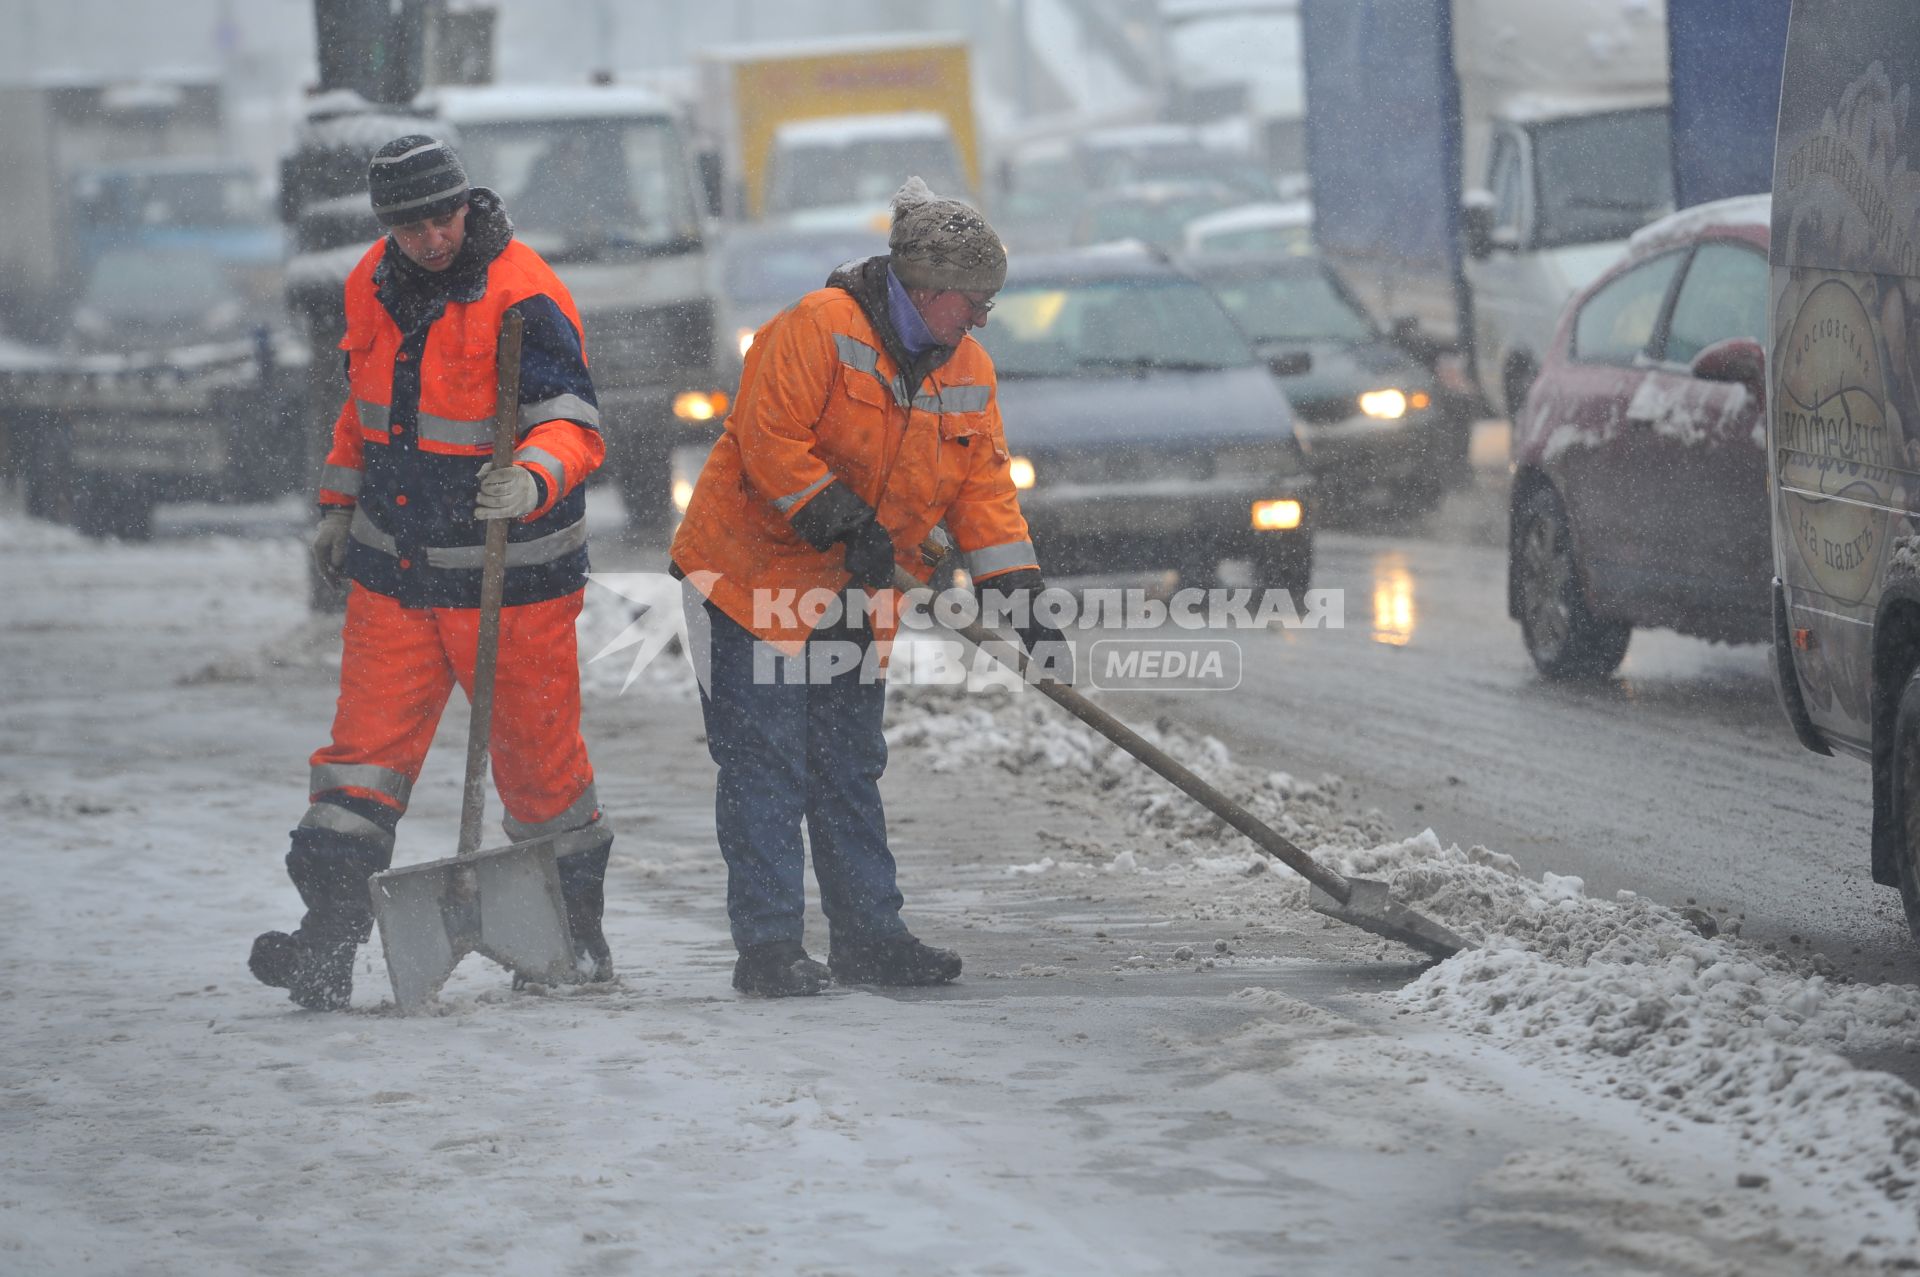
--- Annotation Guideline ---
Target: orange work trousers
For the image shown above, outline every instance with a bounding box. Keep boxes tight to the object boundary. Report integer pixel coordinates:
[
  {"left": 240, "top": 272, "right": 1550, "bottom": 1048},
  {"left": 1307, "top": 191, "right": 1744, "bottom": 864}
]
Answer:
[{"left": 309, "top": 584, "right": 595, "bottom": 831}]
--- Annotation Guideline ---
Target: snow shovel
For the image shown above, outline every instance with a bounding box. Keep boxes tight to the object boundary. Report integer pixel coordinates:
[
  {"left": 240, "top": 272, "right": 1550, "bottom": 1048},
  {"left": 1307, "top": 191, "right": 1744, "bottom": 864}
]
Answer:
[
  {"left": 894, "top": 551, "right": 1466, "bottom": 961},
  {"left": 367, "top": 312, "right": 583, "bottom": 1012}
]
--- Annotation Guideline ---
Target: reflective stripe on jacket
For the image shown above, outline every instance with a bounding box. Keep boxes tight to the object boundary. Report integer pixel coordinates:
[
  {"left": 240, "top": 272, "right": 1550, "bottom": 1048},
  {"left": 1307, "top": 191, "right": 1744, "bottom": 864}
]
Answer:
[
  {"left": 671, "top": 284, "right": 1037, "bottom": 649},
  {"left": 318, "top": 237, "right": 604, "bottom": 609}
]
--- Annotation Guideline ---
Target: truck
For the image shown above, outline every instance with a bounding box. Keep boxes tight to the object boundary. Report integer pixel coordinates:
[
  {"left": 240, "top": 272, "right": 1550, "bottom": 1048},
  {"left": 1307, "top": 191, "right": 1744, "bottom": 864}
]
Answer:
[
  {"left": 696, "top": 34, "right": 980, "bottom": 224},
  {"left": 0, "top": 74, "right": 303, "bottom": 539},
  {"left": 1301, "top": 0, "right": 1674, "bottom": 418},
  {"left": 1768, "top": 0, "right": 1920, "bottom": 938},
  {"left": 1301, "top": 0, "right": 1795, "bottom": 421},
  {"left": 0, "top": 74, "right": 229, "bottom": 336},
  {"left": 418, "top": 84, "right": 728, "bottom": 528}
]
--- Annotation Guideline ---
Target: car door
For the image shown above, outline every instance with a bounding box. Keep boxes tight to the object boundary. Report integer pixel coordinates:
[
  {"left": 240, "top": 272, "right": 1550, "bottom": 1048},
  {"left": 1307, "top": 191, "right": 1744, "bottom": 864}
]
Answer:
[
  {"left": 1547, "top": 249, "right": 1688, "bottom": 606},
  {"left": 1618, "top": 239, "right": 1771, "bottom": 632},
  {"left": 1467, "top": 127, "right": 1535, "bottom": 406}
]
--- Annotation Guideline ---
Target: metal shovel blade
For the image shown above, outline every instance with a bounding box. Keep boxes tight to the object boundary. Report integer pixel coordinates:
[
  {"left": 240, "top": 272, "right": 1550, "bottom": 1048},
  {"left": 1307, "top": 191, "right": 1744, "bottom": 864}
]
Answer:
[
  {"left": 369, "top": 834, "right": 581, "bottom": 1013},
  {"left": 1308, "top": 876, "right": 1466, "bottom": 962}
]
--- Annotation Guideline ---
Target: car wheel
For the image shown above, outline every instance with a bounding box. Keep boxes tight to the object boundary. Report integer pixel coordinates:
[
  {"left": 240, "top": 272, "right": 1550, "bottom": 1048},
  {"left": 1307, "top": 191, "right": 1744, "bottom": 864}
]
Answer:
[
  {"left": 1513, "top": 487, "right": 1628, "bottom": 679},
  {"left": 1890, "top": 672, "right": 1920, "bottom": 939}
]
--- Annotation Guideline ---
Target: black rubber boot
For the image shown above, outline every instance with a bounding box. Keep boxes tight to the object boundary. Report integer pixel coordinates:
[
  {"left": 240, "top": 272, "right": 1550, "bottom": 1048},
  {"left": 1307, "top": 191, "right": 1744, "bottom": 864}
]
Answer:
[
  {"left": 829, "top": 932, "right": 962, "bottom": 987},
  {"left": 249, "top": 829, "right": 391, "bottom": 1011},
  {"left": 555, "top": 837, "right": 615, "bottom": 982},
  {"left": 732, "top": 940, "right": 832, "bottom": 997}
]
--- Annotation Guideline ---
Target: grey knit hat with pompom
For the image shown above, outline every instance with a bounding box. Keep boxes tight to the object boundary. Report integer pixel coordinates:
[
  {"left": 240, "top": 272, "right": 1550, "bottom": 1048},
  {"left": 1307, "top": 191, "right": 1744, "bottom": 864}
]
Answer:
[{"left": 887, "top": 176, "right": 1007, "bottom": 293}]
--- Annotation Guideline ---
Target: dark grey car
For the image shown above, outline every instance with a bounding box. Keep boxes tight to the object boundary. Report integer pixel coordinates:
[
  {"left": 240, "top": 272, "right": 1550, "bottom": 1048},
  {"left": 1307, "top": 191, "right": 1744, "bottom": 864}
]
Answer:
[
  {"left": 976, "top": 246, "right": 1313, "bottom": 590},
  {"left": 1189, "top": 253, "right": 1469, "bottom": 514}
]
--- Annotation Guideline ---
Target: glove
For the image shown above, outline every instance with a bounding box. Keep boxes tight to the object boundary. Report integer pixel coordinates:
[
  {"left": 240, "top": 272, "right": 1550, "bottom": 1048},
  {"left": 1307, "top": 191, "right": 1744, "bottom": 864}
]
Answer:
[
  {"left": 311, "top": 507, "right": 353, "bottom": 590},
  {"left": 474, "top": 461, "right": 542, "bottom": 520},
  {"left": 1018, "top": 621, "right": 1075, "bottom": 686},
  {"left": 842, "top": 520, "right": 897, "bottom": 592},
  {"left": 980, "top": 568, "right": 1074, "bottom": 685}
]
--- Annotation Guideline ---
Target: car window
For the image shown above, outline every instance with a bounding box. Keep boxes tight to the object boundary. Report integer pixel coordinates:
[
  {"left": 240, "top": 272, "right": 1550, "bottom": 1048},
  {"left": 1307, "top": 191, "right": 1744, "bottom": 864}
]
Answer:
[
  {"left": 1572, "top": 251, "right": 1685, "bottom": 365},
  {"left": 977, "top": 279, "right": 1256, "bottom": 376},
  {"left": 1662, "top": 242, "right": 1768, "bottom": 365},
  {"left": 1207, "top": 270, "right": 1376, "bottom": 344},
  {"left": 1489, "top": 133, "right": 1524, "bottom": 239}
]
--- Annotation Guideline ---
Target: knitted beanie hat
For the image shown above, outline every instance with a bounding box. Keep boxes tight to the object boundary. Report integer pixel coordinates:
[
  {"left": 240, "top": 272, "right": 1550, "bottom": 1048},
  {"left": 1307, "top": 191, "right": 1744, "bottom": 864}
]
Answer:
[
  {"left": 887, "top": 176, "right": 1007, "bottom": 293},
  {"left": 368, "top": 135, "right": 469, "bottom": 227}
]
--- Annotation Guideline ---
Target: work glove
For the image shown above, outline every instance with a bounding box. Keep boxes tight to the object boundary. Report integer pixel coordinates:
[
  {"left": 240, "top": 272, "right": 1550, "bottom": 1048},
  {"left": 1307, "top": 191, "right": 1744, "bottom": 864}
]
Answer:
[
  {"left": 786, "top": 479, "right": 897, "bottom": 590},
  {"left": 311, "top": 507, "right": 353, "bottom": 590},
  {"left": 1018, "top": 621, "right": 1075, "bottom": 686},
  {"left": 474, "top": 461, "right": 542, "bottom": 520},
  {"left": 842, "top": 520, "right": 898, "bottom": 592},
  {"left": 979, "top": 568, "right": 1075, "bottom": 685}
]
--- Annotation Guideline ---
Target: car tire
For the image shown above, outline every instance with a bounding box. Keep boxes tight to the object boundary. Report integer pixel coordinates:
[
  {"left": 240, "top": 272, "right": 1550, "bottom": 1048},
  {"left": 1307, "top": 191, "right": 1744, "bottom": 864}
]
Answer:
[
  {"left": 1513, "top": 486, "right": 1628, "bottom": 679},
  {"left": 1889, "top": 671, "right": 1920, "bottom": 939}
]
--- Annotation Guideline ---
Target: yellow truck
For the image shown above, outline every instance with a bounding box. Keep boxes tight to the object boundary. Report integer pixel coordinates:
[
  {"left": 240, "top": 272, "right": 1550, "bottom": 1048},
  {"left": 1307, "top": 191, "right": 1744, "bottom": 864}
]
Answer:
[{"left": 697, "top": 33, "right": 980, "bottom": 223}]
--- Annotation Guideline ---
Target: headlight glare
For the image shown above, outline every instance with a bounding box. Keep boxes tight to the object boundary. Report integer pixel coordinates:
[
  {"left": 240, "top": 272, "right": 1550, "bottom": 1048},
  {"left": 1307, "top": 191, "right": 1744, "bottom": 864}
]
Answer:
[{"left": 1358, "top": 388, "right": 1408, "bottom": 420}]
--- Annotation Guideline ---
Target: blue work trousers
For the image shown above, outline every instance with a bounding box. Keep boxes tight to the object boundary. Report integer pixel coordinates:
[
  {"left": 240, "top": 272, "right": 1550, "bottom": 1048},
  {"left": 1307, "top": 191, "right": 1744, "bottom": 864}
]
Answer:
[{"left": 696, "top": 602, "right": 906, "bottom": 952}]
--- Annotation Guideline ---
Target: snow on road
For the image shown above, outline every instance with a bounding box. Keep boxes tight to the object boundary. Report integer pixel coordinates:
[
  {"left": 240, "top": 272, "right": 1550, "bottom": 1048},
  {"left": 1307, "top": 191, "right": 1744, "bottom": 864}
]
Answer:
[{"left": 3, "top": 511, "right": 1918, "bottom": 1273}]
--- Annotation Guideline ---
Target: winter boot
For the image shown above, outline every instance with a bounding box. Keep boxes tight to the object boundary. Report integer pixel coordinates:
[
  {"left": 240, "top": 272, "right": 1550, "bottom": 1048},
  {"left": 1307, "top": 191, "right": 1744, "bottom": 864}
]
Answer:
[
  {"left": 828, "top": 932, "right": 962, "bottom": 987},
  {"left": 732, "top": 940, "right": 832, "bottom": 997},
  {"left": 249, "top": 828, "right": 391, "bottom": 1011},
  {"left": 554, "top": 836, "right": 615, "bottom": 982}
]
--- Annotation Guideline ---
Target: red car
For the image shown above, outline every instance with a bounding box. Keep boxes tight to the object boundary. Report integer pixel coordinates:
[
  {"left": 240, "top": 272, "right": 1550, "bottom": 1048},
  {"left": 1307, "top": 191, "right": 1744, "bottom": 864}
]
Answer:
[{"left": 1507, "top": 194, "right": 1772, "bottom": 678}]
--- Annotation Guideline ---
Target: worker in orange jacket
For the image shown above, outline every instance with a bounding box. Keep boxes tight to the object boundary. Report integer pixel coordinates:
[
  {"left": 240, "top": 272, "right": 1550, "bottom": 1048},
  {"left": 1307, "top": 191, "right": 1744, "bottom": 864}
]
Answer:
[
  {"left": 250, "top": 136, "right": 613, "bottom": 1010},
  {"left": 672, "top": 178, "right": 1070, "bottom": 997}
]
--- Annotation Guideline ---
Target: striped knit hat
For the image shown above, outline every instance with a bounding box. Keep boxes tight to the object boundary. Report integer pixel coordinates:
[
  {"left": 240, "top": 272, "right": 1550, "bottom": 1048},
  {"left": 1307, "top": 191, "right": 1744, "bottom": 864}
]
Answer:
[{"left": 368, "top": 135, "right": 469, "bottom": 227}]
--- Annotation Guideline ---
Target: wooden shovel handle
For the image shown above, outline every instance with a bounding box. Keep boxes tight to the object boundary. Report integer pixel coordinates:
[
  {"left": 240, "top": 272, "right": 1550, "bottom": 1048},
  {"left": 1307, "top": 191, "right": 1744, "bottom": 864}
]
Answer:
[
  {"left": 458, "top": 311, "right": 526, "bottom": 858},
  {"left": 893, "top": 542, "right": 1351, "bottom": 902}
]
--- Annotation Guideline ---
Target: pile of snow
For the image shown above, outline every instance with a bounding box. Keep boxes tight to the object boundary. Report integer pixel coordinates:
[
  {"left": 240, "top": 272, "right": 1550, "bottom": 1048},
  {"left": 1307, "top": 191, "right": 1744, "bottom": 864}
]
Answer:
[{"left": 886, "top": 675, "right": 1920, "bottom": 1253}]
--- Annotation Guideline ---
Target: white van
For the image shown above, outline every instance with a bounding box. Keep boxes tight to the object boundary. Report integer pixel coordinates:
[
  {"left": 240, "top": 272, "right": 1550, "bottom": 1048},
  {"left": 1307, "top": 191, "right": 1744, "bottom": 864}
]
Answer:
[{"left": 1768, "top": 0, "right": 1920, "bottom": 936}]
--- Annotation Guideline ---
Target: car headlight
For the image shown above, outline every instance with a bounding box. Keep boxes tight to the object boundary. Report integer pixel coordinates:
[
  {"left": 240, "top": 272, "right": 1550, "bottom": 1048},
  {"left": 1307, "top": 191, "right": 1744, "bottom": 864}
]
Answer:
[
  {"left": 672, "top": 477, "right": 694, "bottom": 512},
  {"left": 736, "top": 326, "right": 755, "bottom": 358},
  {"left": 1356, "top": 388, "right": 1433, "bottom": 420},
  {"left": 1009, "top": 455, "right": 1036, "bottom": 490},
  {"left": 673, "top": 390, "right": 729, "bottom": 423},
  {"left": 1251, "top": 499, "right": 1303, "bottom": 531},
  {"left": 1358, "top": 388, "right": 1408, "bottom": 419}
]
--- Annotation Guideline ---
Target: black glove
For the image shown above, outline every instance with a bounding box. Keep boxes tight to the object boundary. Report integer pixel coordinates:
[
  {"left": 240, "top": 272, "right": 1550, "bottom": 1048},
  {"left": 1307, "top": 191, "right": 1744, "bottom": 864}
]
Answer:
[
  {"left": 842, "top": 520, "right": 898, "bottom": 592},
  {"left": 788, "top": 480, "right": 897, "bottom": 591},
  {"left": 980, "top": 568, "right": 1075, "bottom": 685},
  {"left": 1018, "top": 621, "right": 1075, "bottom": 686}
]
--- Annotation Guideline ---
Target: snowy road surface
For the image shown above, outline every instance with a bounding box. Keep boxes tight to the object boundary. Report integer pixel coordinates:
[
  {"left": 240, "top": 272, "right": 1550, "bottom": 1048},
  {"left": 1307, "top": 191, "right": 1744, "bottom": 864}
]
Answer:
[{"left": 4, "top": 496, "right": 1920, "bottom": 1274}]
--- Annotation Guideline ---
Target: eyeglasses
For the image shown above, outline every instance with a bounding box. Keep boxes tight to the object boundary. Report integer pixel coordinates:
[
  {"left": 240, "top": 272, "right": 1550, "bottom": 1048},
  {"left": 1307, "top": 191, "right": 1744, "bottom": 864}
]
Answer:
[{"left": 962, "top": 295, "right": 996, "bottom": 318}]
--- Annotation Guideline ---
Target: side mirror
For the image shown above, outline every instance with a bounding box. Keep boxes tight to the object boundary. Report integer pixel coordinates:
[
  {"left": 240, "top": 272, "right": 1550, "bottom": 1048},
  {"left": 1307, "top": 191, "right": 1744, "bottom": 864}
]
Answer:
[
  {"left": 1461, "top": 191, "right": 1495, "bottom": 260},
  {"left": 1267, "top": 350, "right": 1312, "bottom": 377},
  {"left": 1689, "top": 337, "right": 1765, "bottom": 394}
]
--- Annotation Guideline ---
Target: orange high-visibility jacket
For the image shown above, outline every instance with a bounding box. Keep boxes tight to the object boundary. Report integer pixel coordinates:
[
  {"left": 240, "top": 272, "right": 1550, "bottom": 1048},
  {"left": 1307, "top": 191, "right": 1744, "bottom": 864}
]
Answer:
[
  {"left": 672, "top": 284, "right": 1037, "bottom": 648},
  {"left": 318, "top": 237, "right": 605, "bottom": 608}
]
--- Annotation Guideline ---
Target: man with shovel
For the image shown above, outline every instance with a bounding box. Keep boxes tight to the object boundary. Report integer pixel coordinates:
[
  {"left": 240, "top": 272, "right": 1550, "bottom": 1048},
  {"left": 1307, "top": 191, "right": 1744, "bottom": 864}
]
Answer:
[
  {"left": 249, "top": 136, "right": 614, "bottom": 1011},
  {"left": 671, "top": 178, "right": 1071, "bottom": 997}
]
